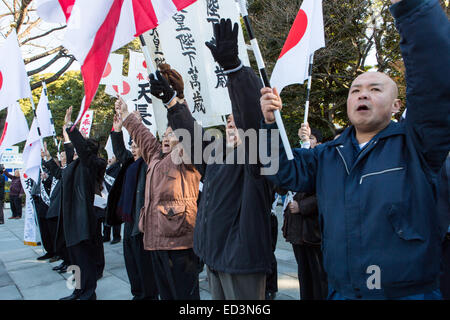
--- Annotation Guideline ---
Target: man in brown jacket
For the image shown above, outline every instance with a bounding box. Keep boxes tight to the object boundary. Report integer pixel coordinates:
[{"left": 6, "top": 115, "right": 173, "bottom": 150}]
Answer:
[{"left": 115, "top": 98, "right": 201, "bottom": 300}]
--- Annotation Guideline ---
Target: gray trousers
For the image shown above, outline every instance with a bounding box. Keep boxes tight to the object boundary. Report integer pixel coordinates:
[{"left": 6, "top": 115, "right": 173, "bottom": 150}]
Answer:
[{"left": 206, "top": 266, "right": 266, "bottom": 300}]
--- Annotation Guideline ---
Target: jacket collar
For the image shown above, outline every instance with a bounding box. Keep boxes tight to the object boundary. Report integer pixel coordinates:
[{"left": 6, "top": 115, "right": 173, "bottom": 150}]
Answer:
[{"left": 327, "top": 121, "right": 405, "bottom": 148}]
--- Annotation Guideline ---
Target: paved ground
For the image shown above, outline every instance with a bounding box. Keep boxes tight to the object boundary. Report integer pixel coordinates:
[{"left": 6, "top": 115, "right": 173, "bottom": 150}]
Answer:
[{"left": 0, "top": 205, "right": 301, "bottom": 300}]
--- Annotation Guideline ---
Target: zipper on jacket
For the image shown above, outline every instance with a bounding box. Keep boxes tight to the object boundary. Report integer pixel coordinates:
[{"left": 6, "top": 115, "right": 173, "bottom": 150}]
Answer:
[
  {"left": 336, "top": 146, "right": 350, "bottom": 175},
  {"left": 359, "top": 167, "right": 404, "bottom": 185}
]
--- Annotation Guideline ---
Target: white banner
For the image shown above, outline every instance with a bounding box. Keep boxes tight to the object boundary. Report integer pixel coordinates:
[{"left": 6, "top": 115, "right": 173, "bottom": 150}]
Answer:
[
  {"left": 20, "top": 173, "right": 40, "bottom": 246},
  {"left": 100, "top": 53, "right": 125, "bottom": 86},
  {"left": 141, "top": 0, "right": 250, "bottom": 136},
  {"left": 79, "top": 110, "right": 94, "bottom": 137}
]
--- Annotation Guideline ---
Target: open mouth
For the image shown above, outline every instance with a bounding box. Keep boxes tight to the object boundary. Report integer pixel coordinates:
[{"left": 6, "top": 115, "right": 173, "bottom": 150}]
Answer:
[
  {"left": 163, "top": 143, "right": 170, "bottom": 148},
  {"left": 356, "top": 105, "right": 370, "bottom": 111}
]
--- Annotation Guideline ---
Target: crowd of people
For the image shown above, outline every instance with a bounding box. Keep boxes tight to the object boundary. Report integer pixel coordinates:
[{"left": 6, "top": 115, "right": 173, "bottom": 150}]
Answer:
[{"left": 1, "top": 0, "right": 449, "bottom": 300}]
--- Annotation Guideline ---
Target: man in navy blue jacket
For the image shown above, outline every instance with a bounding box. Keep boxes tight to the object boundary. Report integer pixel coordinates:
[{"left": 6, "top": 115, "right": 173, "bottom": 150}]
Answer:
[{"left": 260, "top": 0, "right": 450, "bottom": 299}]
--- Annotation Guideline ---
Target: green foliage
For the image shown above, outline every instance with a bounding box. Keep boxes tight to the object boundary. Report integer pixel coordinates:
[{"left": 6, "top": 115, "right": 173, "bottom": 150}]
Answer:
[
  {"left": 19, "top": 71, "right": 115, "bottom": 158},
  {"left": 245, "top": 0, "right": 414, "bottom": 143}
]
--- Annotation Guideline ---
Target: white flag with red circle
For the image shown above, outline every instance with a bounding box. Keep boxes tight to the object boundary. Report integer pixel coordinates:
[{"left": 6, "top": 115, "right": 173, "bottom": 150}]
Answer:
[{"left": 270, "top": 0, "right": 325, "bottom": 93}]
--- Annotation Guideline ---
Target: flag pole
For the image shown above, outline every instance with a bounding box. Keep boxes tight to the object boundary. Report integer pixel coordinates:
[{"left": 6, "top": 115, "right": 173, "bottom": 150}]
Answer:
[
  {"left": 42, "top": 82, "right": 60, "bottom": 161},
  {"left": 303, "top": 54, "right": 314, "bottom": 124},
  {"left": 139, "top": 35, "right": 157, "bottom": 75},
  {"left": 238, "top": 0, "right": 293, "bottom": 160}
]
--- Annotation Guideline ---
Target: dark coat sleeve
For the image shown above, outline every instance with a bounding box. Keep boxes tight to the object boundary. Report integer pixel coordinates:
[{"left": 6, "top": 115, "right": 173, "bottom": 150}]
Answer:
[
  {"left": 167, "top": 102, "right": 211, "bottom": 176},
  {"left": 3, "top": 171, "right": 14, "bottom": 180},
  {"left": 66, "top": 127, "right": 96, "bottom": 168},
  {"left": 227, "top": 66, "right": 264, "bottom": 132},
  {"left": 43, "top": 158, "right": 63, "bottom": 179},
  {"left": 64, "top": 142, "right": 74, "bottom": 165},
  {"left": 111, "top": 131, "right": 133, "bottom": 164},
  {"left": 392, "top": 0, "right": 450, "bottom": 174},
  {"left": 298, "top": 194, "right": 318, "bottom": 218}
]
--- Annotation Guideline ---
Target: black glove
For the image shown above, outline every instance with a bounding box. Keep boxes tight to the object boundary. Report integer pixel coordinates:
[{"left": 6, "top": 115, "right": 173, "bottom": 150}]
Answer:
[
  {"left": 149, "top": 71, "right": 176, "bottom": 104},
  {"left": 205, "top": 18, "right": 241, "bottom": 71}
]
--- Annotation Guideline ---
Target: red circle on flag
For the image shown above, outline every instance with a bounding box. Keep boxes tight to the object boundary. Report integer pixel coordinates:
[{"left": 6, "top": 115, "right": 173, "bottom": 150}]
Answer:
[
  {"left": 279, "top": 10, "right": 308, "bottom": 59},
  {"left": 112, "top": 85, "right": 119, "bottom": 93},
  {"left": 121, "top": 81, "right": 130, "bottom": 95},
  {"left": 102, "top": 62, "right": 112, "bottom": 78},
  {"left": 0, "top": 71, "right": 3, "bottom": 91},
  {"left": 143, "top": 61, "right": 147, "bottom": 69}
]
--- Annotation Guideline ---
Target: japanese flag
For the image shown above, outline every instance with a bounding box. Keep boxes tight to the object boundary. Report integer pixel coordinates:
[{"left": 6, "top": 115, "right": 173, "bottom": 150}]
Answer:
[
  {"left": 0, "top": 30, "right": 32, "bottom": 110},
  {"left": 0, "top": 103, "right": 29, "bottom": 154},
  {"left": 270, "top": 0, "right": 325, "bottom": 93}
]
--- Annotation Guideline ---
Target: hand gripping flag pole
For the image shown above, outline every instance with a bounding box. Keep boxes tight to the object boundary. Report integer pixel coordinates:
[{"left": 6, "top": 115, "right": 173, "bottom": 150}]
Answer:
[
  {"left": 303, "top": 54, "right": 314, "bottom": 124},
  {"left": 238, "top": 0, "right": 294, "bottom": 160},
  {"left": 42, "top": 82, "right": 60, "bottom": 161}
]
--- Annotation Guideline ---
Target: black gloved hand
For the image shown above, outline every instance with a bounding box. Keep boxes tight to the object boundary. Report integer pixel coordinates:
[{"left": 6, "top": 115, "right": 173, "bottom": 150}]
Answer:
[
  {"left": 149, "top": 71, "right": 176, "bottom": 104},
  {"left": 205, "top": 18, "right": 241, "bottom": 71}
]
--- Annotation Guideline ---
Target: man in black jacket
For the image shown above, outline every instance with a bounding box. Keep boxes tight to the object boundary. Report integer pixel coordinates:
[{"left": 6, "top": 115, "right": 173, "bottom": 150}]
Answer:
[
  {"left": 50, "top": 107, "right": 107, "bottom": 300},
  {"left": 102, "top": 156, "right": 122, "bottom": 244},
  {"left": 149, "top": 19, "right": 274, "bottom": 300},
  {"left": 105, "top": 113, "right": 158, "bottom": 300}
]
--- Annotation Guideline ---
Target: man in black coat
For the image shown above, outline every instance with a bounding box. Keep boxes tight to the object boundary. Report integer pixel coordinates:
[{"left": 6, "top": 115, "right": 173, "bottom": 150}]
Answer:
[
  {"left": 0, "top": 165, "right": 5, "bottom": 224},
  {"left": 43, "top": 128, "right": 75, "bottom": 274},
  {"left": 102, "top": 156, "right": 122, "bottom": 244},
  {"left": 150, "top": 19, "right": 274, "bottom": 299},
  {"left": 105, "top": 114, "right": 158, "bottom": 300},
  {"left": 51, "top": 107, "right": 107, "bottom": 300}
]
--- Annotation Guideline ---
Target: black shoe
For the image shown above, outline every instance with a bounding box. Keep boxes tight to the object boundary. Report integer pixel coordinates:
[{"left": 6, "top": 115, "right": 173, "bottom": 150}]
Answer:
[
  {"left": 53, "top": 262, "right": 67, "bottom": 271},
  {"left": 58, "top": 264, "right": 68, "bottom": 273},
  {"left": 49, "top": 255, "right": 61, "bottom": 263},
  {"left": 60, "top": 291, "right": 81, "bottom": 300},
  {"left": 96, "top": 273, "right": 103, "bottom": 281},
  {"left": 102, "top": 237, "right": 111, "bottom": 243},
  {"left": 37, "top": 253, "right": 54, "bottom": 261},
  {"left": 110, "top": 238, "right": 121, "bottom": 245}
]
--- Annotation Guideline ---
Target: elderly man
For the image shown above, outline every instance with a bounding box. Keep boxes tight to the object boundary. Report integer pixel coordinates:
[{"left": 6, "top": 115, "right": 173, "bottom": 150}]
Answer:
[{"left": 260, "top": 0, "right": 449, "bottom": 299}]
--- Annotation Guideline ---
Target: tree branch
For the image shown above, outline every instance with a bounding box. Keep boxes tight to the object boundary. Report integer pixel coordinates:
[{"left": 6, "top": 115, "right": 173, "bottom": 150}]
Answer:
[
  {"left": 17, "top": 17, "right": 41, "bottom": 40},
  {"left": 24, "top": 45, "right": 64, "bottom": 64},
  {"left": 30, "top": 56, "right": 76, "bottom": 90},
  {"left": 20, "top": 25, "right": 66, "bottom": 45},
  {"left": 27, "top": 50, "right": 70, "bottom": 76}
]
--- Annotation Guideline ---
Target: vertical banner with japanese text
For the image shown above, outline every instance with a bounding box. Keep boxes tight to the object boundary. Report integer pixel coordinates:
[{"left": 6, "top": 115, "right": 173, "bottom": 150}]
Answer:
[
  {"left": 20, "top": 174, "right": 40, "bottom": 246},
  {"left": 79, "top": 110, "right": 94, "bottom": 137},
  {"left": 142, "top": 0, "right": 250, "bottom": 137}
]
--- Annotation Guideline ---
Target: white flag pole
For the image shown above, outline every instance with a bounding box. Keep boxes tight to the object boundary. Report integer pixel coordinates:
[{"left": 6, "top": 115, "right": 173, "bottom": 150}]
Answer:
[
  {"left": 238, "top": 0, "right": 294, "bottom": 160},
  {"left": 42, "top": 82, "right": 60, "bottom": 161}
]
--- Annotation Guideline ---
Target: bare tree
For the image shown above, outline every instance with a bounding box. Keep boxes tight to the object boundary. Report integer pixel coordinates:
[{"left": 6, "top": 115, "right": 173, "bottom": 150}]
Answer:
[{"left": 0, "top": 0, "right": 76, "bottom": 90}]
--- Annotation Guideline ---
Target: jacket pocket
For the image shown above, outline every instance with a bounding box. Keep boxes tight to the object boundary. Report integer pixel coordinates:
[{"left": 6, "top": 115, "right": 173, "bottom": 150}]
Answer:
[
  {"left": 157, "top": 204, "right": 187, "bottom": 238},
  {"left": 387, "top": 202, "right": 424, "bottom": 241}
]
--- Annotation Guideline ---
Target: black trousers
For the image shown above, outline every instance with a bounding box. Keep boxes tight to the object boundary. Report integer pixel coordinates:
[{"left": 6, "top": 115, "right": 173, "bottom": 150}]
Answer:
[
  {"left": 10, "top": 195, "right": 22, "bottom": 218},
  {"left": 292, "top": 244, "right": 328, "bottom": 300},
  {"left": 103, "top": 223, "right": 121, "bottom": 240},
  {"left": 266, "top": 213, "right": 278, "bottom": 294},
  {"left": 123, "top": 233, "right": 158, "bottom": 300},
  {"left": 68, "top": 240, "right": 98, "bottom": 300},
  {"left": 37, "top": 217, "right": 55, "bottom": 256},
  {"left": 441, "top": 234, "right": 450, "bottom": 300},
  {"left": 94, "top": 217, "right": 105, "bottom": 278},
  {"left": 150, "top": 249, "right": 200, "bottom": 300}
]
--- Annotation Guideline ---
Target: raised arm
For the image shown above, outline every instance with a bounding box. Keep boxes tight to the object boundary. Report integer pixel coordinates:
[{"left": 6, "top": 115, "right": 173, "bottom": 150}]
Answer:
[
  {"left": 115, "top": 98, "right": 161, "bottom": 165},
  {"left": 110, "top": 112, "right": 133, "bottom": 164},
  {"left": 392, "top": 0, "right": 450, "bottom": 173}
]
